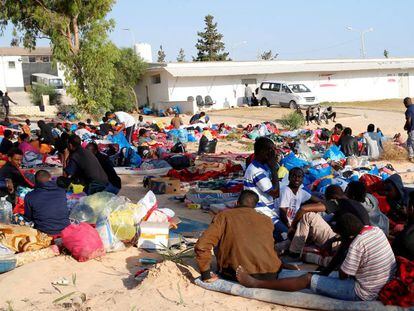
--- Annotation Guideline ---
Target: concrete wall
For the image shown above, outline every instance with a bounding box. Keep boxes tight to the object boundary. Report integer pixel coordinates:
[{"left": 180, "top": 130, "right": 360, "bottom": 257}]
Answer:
[
  {"left": 0, "top": 56, "right": 24, "bottom": 91},
  {"left": 136, "top": 70, "right": 170, "bottom": 107},
  {"left": 136, "top": 67, "right": 414, "bottom": 112}
]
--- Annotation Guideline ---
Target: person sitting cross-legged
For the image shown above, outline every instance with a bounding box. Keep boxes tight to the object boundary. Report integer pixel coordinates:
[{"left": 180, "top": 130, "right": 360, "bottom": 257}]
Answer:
[
  {"left": 24, "top": 170, "right": 70, "bottom": 235},
  {"left": 237, "top": 212, "right": 397, "bottom": 301},
  {"left": 195, "top": 190, "right": 303, "bottom": 283}
]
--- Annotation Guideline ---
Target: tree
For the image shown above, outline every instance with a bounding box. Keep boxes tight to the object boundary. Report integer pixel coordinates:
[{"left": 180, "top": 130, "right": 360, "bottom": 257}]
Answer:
[
  {"left": 194, "top": 14, "right": 229, "bottom": 61},
  {"left": 157, "top": 45, "right": 166, "bottom": 63},
  {"left": 10, "top": 28, "right": 19, "bottom": 47},
  {"left": 260, "top": 50, "right": 278, "bottom": 61},
  {"left": 111, "top": 47, "right": 147, "bottom": 112},
  {"left": 177, "top": 48, "right": 186, "bottom": 62},
  {"left": 384, "top": 49, "right": 389, "bottom": 58},
  {"left": 0, "top": 0, "right": 118, "bottom": 114}
]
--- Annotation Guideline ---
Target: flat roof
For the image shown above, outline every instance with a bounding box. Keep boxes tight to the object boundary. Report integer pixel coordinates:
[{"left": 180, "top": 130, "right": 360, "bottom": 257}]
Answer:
[
  {"left": 0, "top": 47, "right": 52, "bottom": 56},
  {"left": 147, "top": 58, "right": 414, "bottom": 77}
]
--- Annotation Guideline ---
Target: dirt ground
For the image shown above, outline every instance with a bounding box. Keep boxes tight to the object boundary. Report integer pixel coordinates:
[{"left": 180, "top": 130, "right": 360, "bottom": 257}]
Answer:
[{"left": 1, "top": 105, "right": 413, "bottom": 311}]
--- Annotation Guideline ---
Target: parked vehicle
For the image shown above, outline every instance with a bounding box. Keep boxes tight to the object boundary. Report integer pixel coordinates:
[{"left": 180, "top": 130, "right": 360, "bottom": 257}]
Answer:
[
  {"left": 257, "top": 81, "right": 318, "bottom": 109},
  {"left": 30, "top": 73, "right": 65, "bottom": 95}
]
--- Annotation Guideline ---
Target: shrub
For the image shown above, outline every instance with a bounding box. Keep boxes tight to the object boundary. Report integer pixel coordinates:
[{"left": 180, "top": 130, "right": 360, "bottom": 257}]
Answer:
[
  {"left": 30, "top": 84, "right": 60, "bottom": 106},
  {"left": 279, "top": 111, "right": 305, "bottom": 130}
]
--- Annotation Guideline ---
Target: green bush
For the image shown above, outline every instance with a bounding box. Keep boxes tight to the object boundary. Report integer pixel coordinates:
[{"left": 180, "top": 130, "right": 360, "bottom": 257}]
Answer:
[
  {"left": 279, "top": 111, "right": 305, "bottom": 130},
  {"left": 30, "top": 84, "right": 60, "bottom": 106}
]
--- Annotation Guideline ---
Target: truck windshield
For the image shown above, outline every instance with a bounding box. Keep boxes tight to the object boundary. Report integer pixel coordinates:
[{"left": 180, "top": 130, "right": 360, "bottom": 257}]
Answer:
[
  {"left": 288, "top": 84, "right": 310, "bottom": 93},
  {"left": 49, "top": 79, "right": 64, "bottom": 89}
]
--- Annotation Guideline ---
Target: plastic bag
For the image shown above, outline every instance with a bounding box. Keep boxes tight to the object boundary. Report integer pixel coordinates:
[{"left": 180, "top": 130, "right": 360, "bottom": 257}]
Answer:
[
  {"left": 134, "top": 191, "right": 158, "bottom": 223},
  {"left": 297, "top": 140, "right": 314, "bottom": 162},
  {"left": 96, "top": 217, "right": 126, "bottom": 252},
  {"left": 323, "top": 145, "right": 345, "bottom": 161},
  {"left": 61, "top": 223, "right": 105, "bottom": 262},
  {"left": 109, "top": 207, "right": 137, "bottom": 241},
  {"left": 308, "top": 165, "right": 332, "bottom": 182},
  {"left": 198, "top": 136, "right": 217, "bottom": 154},
  {"left": 281, "top": 152, "right": 308, "bottom": 171}
]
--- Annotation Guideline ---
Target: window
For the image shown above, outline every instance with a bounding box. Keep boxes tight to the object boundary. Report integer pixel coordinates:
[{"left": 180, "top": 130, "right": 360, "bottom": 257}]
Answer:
[
  {"left": 42, "top": 56, "right": 50, "bottom": 63},
  {"left": 260, "top": 82, "right": 271, "bottom": 90},
  {"left": 29, "top": 56, "right": 36, "bottom": 63},
  {"left": 270, "top": 83, "right": 281, "bottom": 92},
  {"left": 242, "top": 78, "right": 257, "bottom": 85},
  {"left": 151, "top": 74, "right": 161, "bottom": 84},
  {"left": 8, "top": 61, "right": 15, "bottom": 69},
  {"left": 281, "top": 84, "right": 291, "bottom": 93}
]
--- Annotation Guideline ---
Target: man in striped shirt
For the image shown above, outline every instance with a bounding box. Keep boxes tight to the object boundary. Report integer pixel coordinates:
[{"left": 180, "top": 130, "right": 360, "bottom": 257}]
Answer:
[
  {"left": 244, "top": 137, "right": 281, "bottom": 238},
  {"left": 237, "top": 212, "right": 396, "bottom": 301}
]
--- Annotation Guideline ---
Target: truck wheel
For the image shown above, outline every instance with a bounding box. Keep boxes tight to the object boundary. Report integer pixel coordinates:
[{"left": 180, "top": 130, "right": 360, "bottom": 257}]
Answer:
[
  {"left": 261, "top": 98, "right": 270, "bottom": 107},
  {"left": 289, "top": 101, "right": 297, "bottom": 109}
]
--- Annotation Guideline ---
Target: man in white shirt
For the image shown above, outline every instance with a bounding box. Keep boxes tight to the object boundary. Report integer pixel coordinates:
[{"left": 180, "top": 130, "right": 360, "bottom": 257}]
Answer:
[{"left": 106, "top": 111, "right": 136, "bottom": 143}]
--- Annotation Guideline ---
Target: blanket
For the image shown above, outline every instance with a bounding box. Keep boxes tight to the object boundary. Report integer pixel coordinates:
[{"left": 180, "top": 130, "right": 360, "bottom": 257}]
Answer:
[{"left": 0, "top": 224, "right": 52, "bottom": 253}]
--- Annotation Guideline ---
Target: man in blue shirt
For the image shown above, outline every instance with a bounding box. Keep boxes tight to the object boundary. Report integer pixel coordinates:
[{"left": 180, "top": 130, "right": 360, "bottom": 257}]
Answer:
[
  {"left": 404, "top": 97, "right": 414, "bottom": 162},
  {"left": 24, "top": 170, "right": 70, "bottom": 235}
]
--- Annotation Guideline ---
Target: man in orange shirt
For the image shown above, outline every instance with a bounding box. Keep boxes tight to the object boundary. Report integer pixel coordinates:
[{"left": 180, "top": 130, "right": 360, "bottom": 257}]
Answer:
[{"left": 330, "top": 123, "right": 343, "bottom": 145}]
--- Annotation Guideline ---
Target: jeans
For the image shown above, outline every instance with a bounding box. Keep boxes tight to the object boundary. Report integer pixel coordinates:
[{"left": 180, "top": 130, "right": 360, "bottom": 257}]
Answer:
[
  {"left": 407, "top": 130, "right": 414, "bottom": 158},
  {"left": 311, "top": 272, "right": 360, "bottom": 301},
  {"left": 273, "top": 221, "right": 288, "bottom": 242}
]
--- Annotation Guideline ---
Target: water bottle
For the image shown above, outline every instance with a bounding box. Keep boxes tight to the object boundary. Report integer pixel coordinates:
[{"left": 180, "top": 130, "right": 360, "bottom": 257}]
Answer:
[{"left": 0, "top": 196, "right": 12, "bottom": 224}]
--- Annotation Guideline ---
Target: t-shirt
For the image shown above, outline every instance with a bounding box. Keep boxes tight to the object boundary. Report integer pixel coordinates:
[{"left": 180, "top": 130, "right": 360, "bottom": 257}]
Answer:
[
  {"left": 330, "top": 133, "right": 341, "bottom": 145},
  {"left": 339, "top": 135, "right": 359, "bottom": 157},
  {"left": 0, "top": 138, "right": 13, "bottom": 155},
  {"left": 244, "top": 160, "right": 278, "bottom": 222},
  {"left": 278, "top": 186, "right": 311, "bottom": 226},
  {"left": 115, "top": 111, "right": 136, "bottom": 128},
  {"left": 405, "top": 105, "right": 414, "bottom": 132},
  {"left": 341, "top": 226, "right": 396, "bottom": 301}
]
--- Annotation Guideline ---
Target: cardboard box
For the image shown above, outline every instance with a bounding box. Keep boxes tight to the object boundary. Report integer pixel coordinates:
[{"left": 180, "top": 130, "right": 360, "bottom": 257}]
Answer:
[
  {"left": 149, "top": 177, "right": 181, "bottom": 194},
  {"left": 137, "top": 221, "right": 169, "bottom": 250}
]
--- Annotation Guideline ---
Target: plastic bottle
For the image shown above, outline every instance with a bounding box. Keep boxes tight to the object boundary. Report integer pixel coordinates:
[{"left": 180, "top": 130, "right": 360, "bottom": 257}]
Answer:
[{"left": 0, "top": 196, "right": 13, "bottom": 224}]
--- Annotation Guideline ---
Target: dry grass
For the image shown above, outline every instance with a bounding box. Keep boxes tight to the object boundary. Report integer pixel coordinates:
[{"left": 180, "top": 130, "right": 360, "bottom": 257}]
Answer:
[
  {"left": 321, "top": 98, "right": 404, "bottom": 111},
  {"left": 380, "top": 141, "right": 408, "bottom": 161}
]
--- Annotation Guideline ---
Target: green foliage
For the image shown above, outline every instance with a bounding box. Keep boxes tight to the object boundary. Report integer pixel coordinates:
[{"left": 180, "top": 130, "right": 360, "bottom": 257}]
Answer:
[
  {"left": 194, "top": 15, "right": 229, "bottom": 61},
  {"left": 157, "top": 45, "right": 166, "bottom": 63},
  {"left": 176, "top": 48, "right": 186, "bottom": 62},
  {"left": 260, "top": 50, "right": 278, "bottom": 60},
  {"left": 30, "top": 84, "right": 59, "bottom": 106},
  {"left": 0, "top": 0, "right": 117, "bottom": 114},
  {"left": 279, "top": 111, "right": 305, "bottom": 130},
  {"left": 111, "top": 47, "right": 147, "bottom": 112}
]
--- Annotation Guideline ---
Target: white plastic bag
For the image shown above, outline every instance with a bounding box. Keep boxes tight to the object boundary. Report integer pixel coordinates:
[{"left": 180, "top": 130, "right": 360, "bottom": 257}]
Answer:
[
  {"left": 133, "top": 191, "right": 158, "bottom": 223},
  {"left": 96, "top": 218, "right": 125, "bottom": 252}
]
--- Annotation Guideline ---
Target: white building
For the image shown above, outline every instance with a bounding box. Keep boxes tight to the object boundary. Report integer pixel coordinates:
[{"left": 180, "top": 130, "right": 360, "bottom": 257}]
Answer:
[
  {"left": 136, "top": 58, "right": 414, "bottom": 114},
  {"left": 0, "top": 47, "right": 59, "bottom": 92}
]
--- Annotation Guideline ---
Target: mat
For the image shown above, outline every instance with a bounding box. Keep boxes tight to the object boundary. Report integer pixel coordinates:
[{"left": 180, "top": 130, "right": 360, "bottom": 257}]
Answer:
[
  {"left": 114, "top": 167, "right": 170, "bottom": 176},
  {"left": 195, "top": 278, "right": 408, "bottom": 311}
]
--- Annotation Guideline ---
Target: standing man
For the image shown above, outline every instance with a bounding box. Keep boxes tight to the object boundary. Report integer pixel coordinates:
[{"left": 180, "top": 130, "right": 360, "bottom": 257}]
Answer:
[
  {"left": 404, "top": 97, "right": 414, "bottom": 162},
  {"left": 244, "top": 84, "right": 252, "bottom": 107},
  {"left": 106, "top": 111, "right": 136, "bottom": 143},
  {"left": 2, "top": 92, "right": 18, "bottom": 117}
]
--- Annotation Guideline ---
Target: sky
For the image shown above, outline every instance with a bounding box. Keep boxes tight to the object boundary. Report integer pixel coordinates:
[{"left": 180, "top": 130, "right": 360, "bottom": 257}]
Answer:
[{"left": 0, "top": 0, "right": 413, "bottom": 61}]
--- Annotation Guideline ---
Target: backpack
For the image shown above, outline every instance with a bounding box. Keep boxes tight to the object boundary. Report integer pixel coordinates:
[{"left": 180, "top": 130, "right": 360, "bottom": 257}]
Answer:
[{"left": 165, "top": 155, "right": 191, "bottom": 170}]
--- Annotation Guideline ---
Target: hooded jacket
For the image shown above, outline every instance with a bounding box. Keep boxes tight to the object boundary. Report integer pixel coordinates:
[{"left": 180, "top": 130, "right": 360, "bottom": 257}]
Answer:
[
  {"left": 24, "top": 181, "right": 70, "bottom": 235},
  {"left": 386, "top": 174, "right": 413, "bottom": 223}
]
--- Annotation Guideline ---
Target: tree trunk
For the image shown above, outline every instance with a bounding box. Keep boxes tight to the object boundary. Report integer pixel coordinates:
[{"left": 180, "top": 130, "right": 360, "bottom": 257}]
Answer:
[{"left": 128, "top": 85, "right": 139, "bottom": 110}]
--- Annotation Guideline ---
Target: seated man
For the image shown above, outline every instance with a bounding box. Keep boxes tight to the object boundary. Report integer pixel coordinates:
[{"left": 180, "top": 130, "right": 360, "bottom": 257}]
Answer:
[
  {"left": 0, "top": 129, "right": 14, "bottom": 155},
  {"left": 190, "top": 111, "right": 209, "bottom": 125},
  {"left": 24, "top": 170, "right": 70, "bottom": 235},
  {"left": 392, "top": 191, "right": 414, "bottom": 260},
  {"left": 243, "top": 137, "right": 280, "bottom": 238},
  {"left": 195, "top": 190, "right": 300, "bottom": 282},
  {"left": 346, "top": 181, "right": 389, "bottom": 235},
  {"left": 382, "top": 174, "right": 410, "bottom": 230},
  {"left": 323, "top": 106, "right": 336, "bottom": 124},
  {"left": 338, "top": 127, "right": 359, "bottom": 157},
  {"left": 86, "top": 142, "right": 121, "bottom": 192},
  {"left": 0, "top": 148, "right": 34, "bottom": 203},
  {"left": 136, "top": 115, "right": 149, "bottom": 128},
  {"left": 287, "top": 185, "right": 370, "bottom": 266},
  {"left": 170, "top": 113, "right": 183, "bottom": 129},
  {"left": 276, "top": 167, "right": 322, "bottom": 245},
  {"left": 329, "top": 123, "right": 343, "bottom": 146},
  {"left": 64, "top": 135, "right": 110, "bottom": 195},
  {"left": 237, "top": 213, "right": 397, "bottom": 302}
]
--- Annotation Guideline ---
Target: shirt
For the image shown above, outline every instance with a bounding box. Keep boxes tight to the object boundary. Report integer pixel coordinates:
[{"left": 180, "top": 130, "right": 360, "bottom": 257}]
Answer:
[
  {"left": 326, "top": 198, "right": 370, "bottom": 226},
  {"left": 244, "top": 160, "right": 277, "bottom": 221},
  {"left": 65, "top": 147, "right": 108, "bottom": 186},
  {"left": 406, "top": 104, "right": 414, "bottom": 132},
  {"left": 195, "top": 207, "right": 282, "bottom": 280},
  {"left": 115, "top": 111, "right": 136, "bottom": 128},
  {"left": 278, "top": 186, "right": 311, "bottom": 226},
  {"left": 0, "top": 138, "right": 13, "bottom": 155},
  {"left": 341, "top": 226, "right": 396, "bottom": 301},
  {"left": 339, "top": 135, "right": 359, "bottom": 157}
]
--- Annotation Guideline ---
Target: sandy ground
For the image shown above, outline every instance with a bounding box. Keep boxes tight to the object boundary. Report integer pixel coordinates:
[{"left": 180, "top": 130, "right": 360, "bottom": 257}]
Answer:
[{"left": 1, "top": 106, "right": 413, "bottom": 311}]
